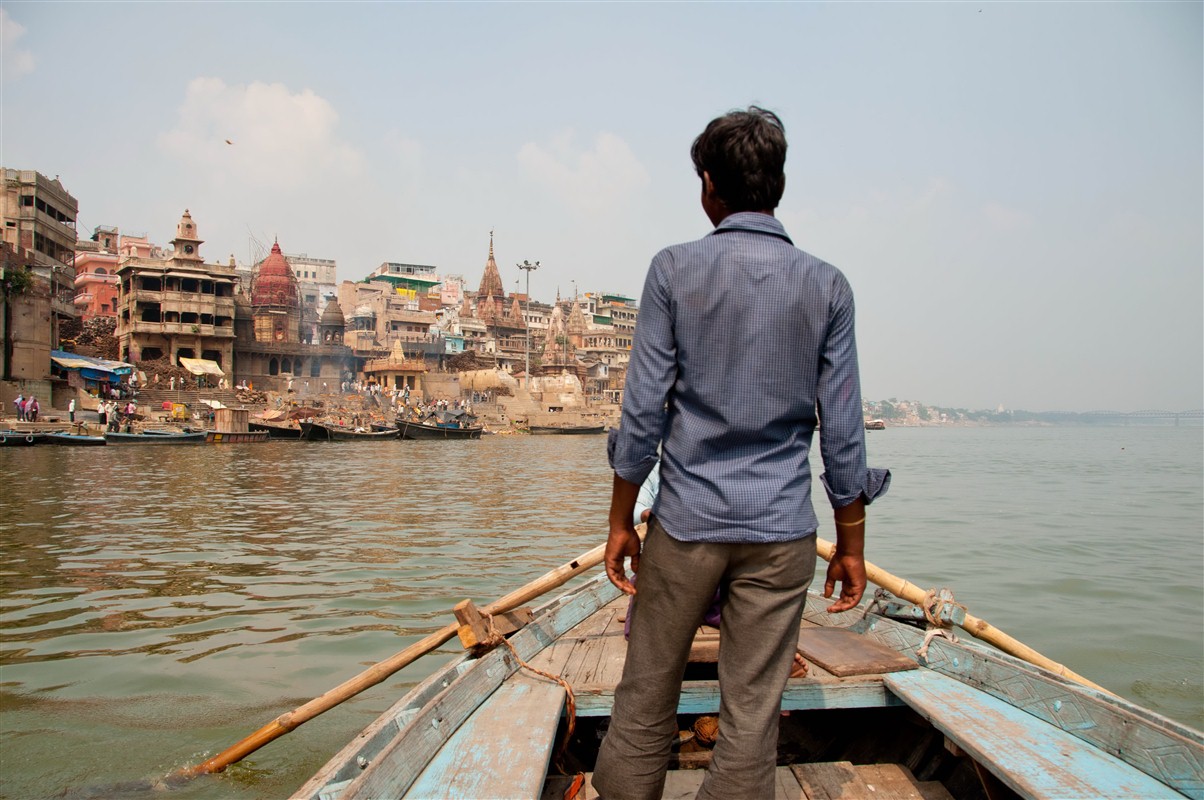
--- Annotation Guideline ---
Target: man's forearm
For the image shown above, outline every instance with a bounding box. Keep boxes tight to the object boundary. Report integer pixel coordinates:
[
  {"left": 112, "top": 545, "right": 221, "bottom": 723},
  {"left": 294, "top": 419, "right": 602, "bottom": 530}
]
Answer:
[
  {"left": 833, "top": 497, "right": 865, "bottom": 554},
  {"left": 610, "top": 473, "right": 641, "bottom": 529}
]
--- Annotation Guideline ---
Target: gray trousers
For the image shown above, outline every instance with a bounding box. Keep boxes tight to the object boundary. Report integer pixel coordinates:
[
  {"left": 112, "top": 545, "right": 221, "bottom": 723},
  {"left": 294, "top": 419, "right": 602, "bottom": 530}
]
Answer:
[{"left": 593, "top": 517, "right": 816, "bottom": 800}]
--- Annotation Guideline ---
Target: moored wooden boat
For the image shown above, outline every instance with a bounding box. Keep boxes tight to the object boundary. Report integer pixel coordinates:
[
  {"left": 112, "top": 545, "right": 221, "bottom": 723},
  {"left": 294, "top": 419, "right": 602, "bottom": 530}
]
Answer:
[
  {"left": 42, "top": 432, "right": 107, "bottom": 446},
  {"left": 293, "top": 571, "right": 1204, "bottom": 800},
  {"left": 205, "top": 430, "right": 269, "bottom": 443},
  {"left": 529, "top": 423, "right": 606, "bottom": 435},
  {"left": 326, "top": 424, "right": 400, "bottom": 441},
  {"left": 298, "top": 421, "right": 330, "bottom": 441},
  {"left": 398, "top": 419, "right": 483, "bottom": 440},
  {"left": 249, "top": 421, "right": 304, "bottom": 440},
  {"left": 103, "top": 431, "right": 206, "bottom": 444},
  {"left": 0, "top": 430, "right": 45, "bottom": 446}
]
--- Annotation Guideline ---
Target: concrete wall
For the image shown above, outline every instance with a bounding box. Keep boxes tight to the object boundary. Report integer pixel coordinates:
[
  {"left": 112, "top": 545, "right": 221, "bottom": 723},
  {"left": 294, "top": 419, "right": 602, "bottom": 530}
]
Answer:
[
  {"left": 1, "top": 379, "right": 54, "bottom": 419},
  {"left": 421, "top": 373, "right": 460, "bottom": 401},
  {"left": 4, "top": 289, "right": 51, "bottom": 380},
  {"left": 457, "top": 368, "right": 519, "bottom": 392}
]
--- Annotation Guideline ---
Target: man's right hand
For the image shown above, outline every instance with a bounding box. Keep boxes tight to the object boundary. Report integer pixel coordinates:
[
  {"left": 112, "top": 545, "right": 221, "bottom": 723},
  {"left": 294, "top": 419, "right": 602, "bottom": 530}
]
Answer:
[
  {"left": 605, "top": 521, "right": 641, "bottom": 596},
  {"left": 823, "top": 552, "right": 867, "bottom": 612}
]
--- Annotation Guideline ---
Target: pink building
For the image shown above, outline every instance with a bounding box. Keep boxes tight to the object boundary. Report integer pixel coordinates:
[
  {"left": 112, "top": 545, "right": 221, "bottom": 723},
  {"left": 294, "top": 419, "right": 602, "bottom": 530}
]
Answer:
[{"left": 73, "top": 226, "right": 158, "bottom": 321}]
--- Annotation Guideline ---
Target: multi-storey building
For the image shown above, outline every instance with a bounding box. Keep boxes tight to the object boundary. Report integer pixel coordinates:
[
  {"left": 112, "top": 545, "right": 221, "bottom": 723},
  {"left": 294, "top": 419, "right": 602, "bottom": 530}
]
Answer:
[
  {"left": 74, "top": 227, "right": 164, "bottom": 322},
  {"left": 1, "top": 169, "right": 79, "bottom": 346},
  {"left": 365, "top": 261, "right": 442, "bottom": 311},
  {"left": 283, "top": 251, "right": 338, "bottom": 341},
  {"left": 72, "top": 227, "right": 120, "bottom": 321},
  {"left": 591, "top": 293, "right": 639, "bottom": 363},
  {"left": 115, "top": 210, "right": 237, "bottom": 372},
  {"left": 337, "top": 279, "right": 442, "bottom": 363}
]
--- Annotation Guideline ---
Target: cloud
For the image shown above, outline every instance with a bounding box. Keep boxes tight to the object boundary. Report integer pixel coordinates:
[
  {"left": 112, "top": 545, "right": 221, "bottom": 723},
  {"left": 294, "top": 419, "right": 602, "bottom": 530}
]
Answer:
[
  {"left": 158, "top": 77, "right": 362, "bottom": 189},
  {"left": 517, "top": 131, "right": 650, "bottom": 214},
  {"left": 982, "top": 202, "right": 1033, "bottom": 232},
  {"left": 1, "top": 9, "right": 35, "bottom": 81}
]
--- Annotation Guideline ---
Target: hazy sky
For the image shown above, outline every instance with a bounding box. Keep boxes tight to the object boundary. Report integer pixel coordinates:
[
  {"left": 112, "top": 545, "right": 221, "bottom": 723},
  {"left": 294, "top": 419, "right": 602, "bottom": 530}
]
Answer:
[{"left": 2, "top": 2, "right": 1200, "bottom": 412}]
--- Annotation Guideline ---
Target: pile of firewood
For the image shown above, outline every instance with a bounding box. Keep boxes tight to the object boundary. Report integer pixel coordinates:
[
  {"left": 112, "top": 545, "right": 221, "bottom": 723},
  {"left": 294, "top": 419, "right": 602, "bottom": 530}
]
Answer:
[{"left": 59, "top": 317, "right": 120, "bottom": 361}]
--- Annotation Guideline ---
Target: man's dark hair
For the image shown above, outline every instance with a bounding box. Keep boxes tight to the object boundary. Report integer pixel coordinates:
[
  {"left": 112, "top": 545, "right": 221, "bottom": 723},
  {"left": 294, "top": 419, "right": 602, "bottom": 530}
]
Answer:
[{"left": 690, "top": 106, "right": 787, "bottom": 212}]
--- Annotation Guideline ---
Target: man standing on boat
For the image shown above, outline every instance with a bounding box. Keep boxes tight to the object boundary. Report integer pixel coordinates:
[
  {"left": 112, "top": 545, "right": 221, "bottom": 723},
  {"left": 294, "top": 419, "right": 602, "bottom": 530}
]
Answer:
[{"left": 597, "top": 106, "right": 889, "bottom": 800}]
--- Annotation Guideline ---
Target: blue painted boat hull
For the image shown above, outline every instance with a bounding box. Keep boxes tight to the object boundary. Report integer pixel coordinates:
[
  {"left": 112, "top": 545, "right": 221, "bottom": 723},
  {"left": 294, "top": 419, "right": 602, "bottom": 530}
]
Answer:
[{"left": 293, "top": 571, "right": 1204, "bottom": 800}]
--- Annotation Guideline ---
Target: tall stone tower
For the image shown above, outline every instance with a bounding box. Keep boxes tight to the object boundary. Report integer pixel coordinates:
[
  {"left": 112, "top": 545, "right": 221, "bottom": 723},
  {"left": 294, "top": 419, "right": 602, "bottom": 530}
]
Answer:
[{"left": 476, "top": 231, "right": 505, "bottom": 324}]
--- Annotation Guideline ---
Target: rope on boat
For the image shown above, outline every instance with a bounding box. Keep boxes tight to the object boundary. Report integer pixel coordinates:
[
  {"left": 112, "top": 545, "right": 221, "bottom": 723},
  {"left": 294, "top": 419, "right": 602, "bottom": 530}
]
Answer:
[
  {"left": 484, "top": 613, "right": 578, "bottom": 773},
  {"left": 917, "top": 588, "right": 962, "bottom": 660}
]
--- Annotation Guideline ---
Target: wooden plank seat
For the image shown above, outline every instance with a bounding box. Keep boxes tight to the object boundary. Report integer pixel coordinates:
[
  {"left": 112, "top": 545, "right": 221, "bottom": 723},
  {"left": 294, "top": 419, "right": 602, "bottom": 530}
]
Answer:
[
  {"left": 404, "top": 673, "right": 566, "bottom": 799},
  {"left": 884, "top": 670, "right": 1179, "bottom": 800}
]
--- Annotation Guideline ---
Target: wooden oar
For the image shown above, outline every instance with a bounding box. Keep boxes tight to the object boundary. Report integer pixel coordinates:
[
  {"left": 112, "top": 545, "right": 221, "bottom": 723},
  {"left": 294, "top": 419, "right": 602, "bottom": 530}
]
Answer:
[
  {"left": 815, "top": 537, "right": 1111, "bottom": 695},
  {"left": 175, "top": 540, "right": 611, "bottom": 778}
]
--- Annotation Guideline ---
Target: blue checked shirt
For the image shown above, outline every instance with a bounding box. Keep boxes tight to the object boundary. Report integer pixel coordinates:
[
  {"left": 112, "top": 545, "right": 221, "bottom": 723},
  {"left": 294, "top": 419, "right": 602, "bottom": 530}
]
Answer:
[{"left": 609, "top": 212, "right": 889, "bottom": 543}]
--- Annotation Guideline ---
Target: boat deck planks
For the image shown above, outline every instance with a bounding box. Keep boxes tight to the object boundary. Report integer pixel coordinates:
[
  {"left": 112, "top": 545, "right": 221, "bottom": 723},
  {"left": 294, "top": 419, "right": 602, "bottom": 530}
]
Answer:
[
  {"left": 404, "top": 674, "right": 565, "bottom": 800},
  {"left": 791, "top": 761, "right": 955, "bottom": 800},
  {"left": 527, "top": 595, "right": 905, "bottom": 719},
  {"left": 885, "top": 669, "right": 1180, "bottom": 799},
  {"left": 543, "top": 762, "right": 950, "bottom": 799}
]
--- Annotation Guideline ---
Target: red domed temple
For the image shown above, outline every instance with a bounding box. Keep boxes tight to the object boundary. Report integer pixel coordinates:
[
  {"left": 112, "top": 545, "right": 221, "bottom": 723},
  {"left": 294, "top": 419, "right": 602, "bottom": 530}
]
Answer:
[
  {"left": 232, "top": 237, "right": 354, "bottom": 391},
  {"left": 250, "top": 241, "right": 301, "bottom": 343}
]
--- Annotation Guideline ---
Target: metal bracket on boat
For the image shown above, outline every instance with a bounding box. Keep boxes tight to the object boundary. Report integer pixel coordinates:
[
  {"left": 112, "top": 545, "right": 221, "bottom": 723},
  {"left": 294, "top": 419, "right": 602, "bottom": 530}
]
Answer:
[
  {"left": 880, "top": 588, "right": 966, "bottom": 627},
  {"left": 453, "top": 600, "right": 534, "bottom": 655}
]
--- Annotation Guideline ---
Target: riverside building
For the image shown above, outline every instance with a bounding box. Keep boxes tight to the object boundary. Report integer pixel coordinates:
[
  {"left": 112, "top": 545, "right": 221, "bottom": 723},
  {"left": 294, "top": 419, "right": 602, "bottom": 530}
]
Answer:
[{"left": 114, "top": 210, "right": 236, "bottom": 374}]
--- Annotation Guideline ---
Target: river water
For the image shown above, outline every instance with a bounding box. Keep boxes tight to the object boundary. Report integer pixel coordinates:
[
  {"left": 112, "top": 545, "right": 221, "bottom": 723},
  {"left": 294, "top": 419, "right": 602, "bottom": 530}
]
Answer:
[{"left": 1, "top": 427, "right": 1201, "bottom": 799}]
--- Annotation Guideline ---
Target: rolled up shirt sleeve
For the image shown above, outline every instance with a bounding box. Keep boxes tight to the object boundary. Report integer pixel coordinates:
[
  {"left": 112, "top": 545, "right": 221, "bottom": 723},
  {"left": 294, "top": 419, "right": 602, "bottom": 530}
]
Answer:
[
  {"left": 608, "top": 253, "right": 677, "bottom": 488},
  {"left": 816, "top": 275, "right": 890, "bottom": 508}
]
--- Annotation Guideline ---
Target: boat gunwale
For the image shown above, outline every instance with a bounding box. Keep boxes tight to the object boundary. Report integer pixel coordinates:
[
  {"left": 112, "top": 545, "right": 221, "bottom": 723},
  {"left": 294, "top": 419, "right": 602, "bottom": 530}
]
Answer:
[
  {"left": 291, "top": 573, "right": 621, "bottom": 800},
  {"left": 832, "top": 603, "right": 1204, "bottom": 795}
]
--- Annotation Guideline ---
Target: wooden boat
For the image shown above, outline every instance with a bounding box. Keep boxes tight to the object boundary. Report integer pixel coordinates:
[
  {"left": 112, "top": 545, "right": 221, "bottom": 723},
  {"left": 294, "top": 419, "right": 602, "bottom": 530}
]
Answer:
[
  {"left": 103, "top": 431, "right": 206, "bottom": 444},
  {"left": 0, "top": 430, "right": 44, "bottom": 446},
  {"left": 398, "top": 419, "right": 483, "bottom": 440},
  {"left": 865, "top": 419, "right": 887, "bottom": 430},
  {"left": 327, "top": 425, "right": 400, "bottom": 441},
  {"left": 249, "top": 421, "right": 304, "bottom": 440},
  {"left": 529, "top": 423, "right": 606, "bottom": 435},
  {"left": 42, "top": 432, "right": 107, "bottom": 446},
  {"left": 298, "top": 421, "right": 330, "bottom": 441},
  {"left": 205, "top": 430, "right": 269, "bottom": 443},
  {"left": 293, "top": 569, "right": 1203, "bottom": 800}
]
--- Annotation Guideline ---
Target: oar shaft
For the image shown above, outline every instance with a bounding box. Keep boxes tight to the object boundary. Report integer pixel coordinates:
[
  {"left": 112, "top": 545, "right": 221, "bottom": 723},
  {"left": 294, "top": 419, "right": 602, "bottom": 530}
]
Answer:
[
  {"left": 179, "top": 541, "right": 610, "bottom": 777},
  {"left": 816, "top": 537, "right": 1111, "bottom": 695}
]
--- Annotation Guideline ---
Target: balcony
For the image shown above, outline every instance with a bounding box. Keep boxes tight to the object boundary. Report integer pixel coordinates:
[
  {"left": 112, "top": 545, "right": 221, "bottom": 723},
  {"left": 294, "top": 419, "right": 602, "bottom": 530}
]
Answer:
[
  {"left": 130, "top": 320, "right": 235, "bottom": 338},
  {"left": 19, "top": 206, "right": 78, "bottom": 242},
  {"left": 74, "top": 271, "right": 118, "bottom": 288},
  {"left": 74, "top": 292, "right": 93, "bottom": 306},
  {"left": 51, "top": 295, "right": 78, "bottom": 318}
]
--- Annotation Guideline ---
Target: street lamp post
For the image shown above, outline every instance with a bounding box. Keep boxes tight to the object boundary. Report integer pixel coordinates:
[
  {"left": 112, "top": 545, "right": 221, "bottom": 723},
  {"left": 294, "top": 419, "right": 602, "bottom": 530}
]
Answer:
[{"left": 517, "top": 260, "right": 539, "bottom": 389}]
